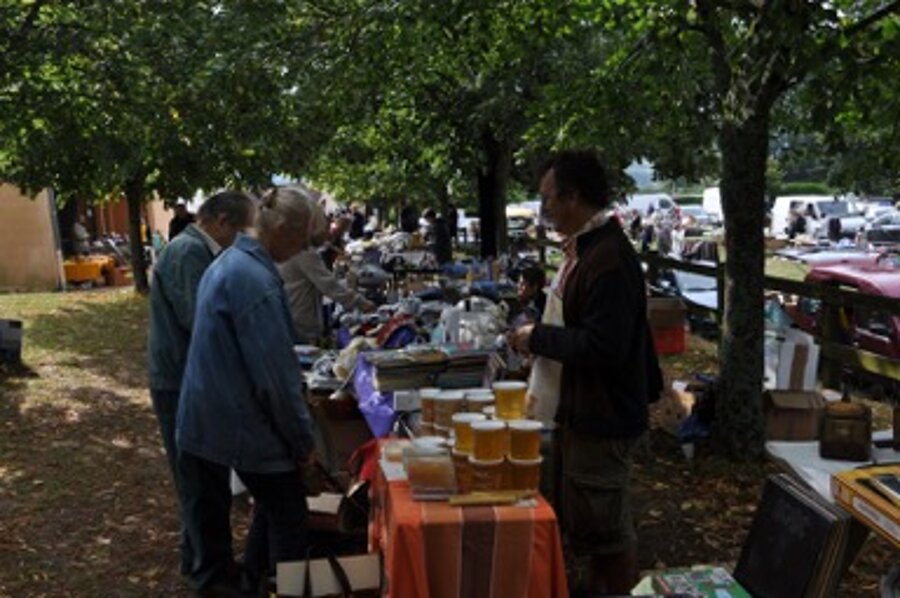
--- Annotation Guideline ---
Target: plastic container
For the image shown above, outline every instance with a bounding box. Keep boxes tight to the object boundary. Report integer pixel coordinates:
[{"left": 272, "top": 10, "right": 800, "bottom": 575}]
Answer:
[
  {"left": 508, "top": 420, "right": 543, "bottom": 461},
  {"left": 419, "top": 387, "right": 441, "bottom": 425},
  {"left": 451, "top": 412, "right": 487, "bottom": 454},
  {"left": 433, "top": 390, "right": 465, "bottom": 429},
  {"left": 509, "top": 457, "right": 542, "bottom": 495},
  {"left": 471, "top": 420, "right": 508, "bottom": 462},
  {"left": 452, "top": 449, "right": 473, "bottom": 494},
  {"left": 492, "top": 381, "right": 528, "bottom": 420},
  {"left": 468, "top": 456, "right": 504, "bottom": 492},
  {"left": 465, "top": 390, "right": 495, "bottom": 413},
  {"left": 404, "top": 445, "right": 456, "bottom": 498},
  {"left": 433, "top": 425, "right": 451, "bottom": 439},
  {"left": 652, "top": 325, "right": 686, "bottom": 355}
]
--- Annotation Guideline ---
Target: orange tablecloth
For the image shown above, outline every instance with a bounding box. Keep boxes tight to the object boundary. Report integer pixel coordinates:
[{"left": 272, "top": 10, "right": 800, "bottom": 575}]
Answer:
[
  {"left": 63, "top": 255, "right": 114, "bottom": 283},
  {"left": 370, "top": 463, "right": 569, "bottom": 598}
]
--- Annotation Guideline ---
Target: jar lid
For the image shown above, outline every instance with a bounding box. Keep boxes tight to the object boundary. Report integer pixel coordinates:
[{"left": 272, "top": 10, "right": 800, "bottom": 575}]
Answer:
[
  {"left": 452, "top": 412, "right": 487, "bottom": 424},
  {"left": 471, "top": 420, "right": 506, "bottom": 431},
  {"left": 492, "top": 380, "right": 527, "bottom": 390},
  {"left": 419, "top": 387, "right": 442, "bottom": 399},
  {"left": 508, "top": 419, "right": 543, "bottom": 432}
]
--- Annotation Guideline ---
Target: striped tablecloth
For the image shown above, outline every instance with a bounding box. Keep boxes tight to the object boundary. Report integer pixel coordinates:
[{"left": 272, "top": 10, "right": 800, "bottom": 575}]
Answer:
[{"left": 370, "top": 465, "right": 569, "bottom": 598}]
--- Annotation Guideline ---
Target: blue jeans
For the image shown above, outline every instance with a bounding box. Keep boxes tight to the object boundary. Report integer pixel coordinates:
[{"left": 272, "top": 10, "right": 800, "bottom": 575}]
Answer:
[
  {"left": 176, "top": 450, "right": 235, "bottom": 590},
  {"left": 150, "top": 388, "right": 194, "bottom": 575}
]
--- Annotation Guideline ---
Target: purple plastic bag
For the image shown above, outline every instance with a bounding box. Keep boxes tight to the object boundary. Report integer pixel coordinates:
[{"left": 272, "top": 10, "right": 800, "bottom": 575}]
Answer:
[{"left": 352, "top": 353, "right": 397, "bottom": 437}]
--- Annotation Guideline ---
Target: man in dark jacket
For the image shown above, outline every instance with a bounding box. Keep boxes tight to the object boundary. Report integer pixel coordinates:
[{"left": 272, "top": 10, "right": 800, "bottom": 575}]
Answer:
[
  {"left": 148, "top": 191, "right": 254, "bottom": 587},
  {"left": 510, "top": 150, "right": 661, "bottom": 594}
]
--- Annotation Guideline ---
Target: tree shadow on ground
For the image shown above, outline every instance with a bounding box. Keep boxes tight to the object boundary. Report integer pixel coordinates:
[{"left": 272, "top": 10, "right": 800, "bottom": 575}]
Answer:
[
  {"left": 0, "top": 383, "right": 193, "bottom": 596},
  {"left": 23, "top": 294, "right": 149, "bottom": 390}
]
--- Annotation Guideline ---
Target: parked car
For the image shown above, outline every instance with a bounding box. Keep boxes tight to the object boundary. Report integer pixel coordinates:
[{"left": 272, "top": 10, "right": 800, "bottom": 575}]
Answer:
[
  {"left": 626, "top": 193, "right": 680, "bottom": 219},
  {"left": 863, "top": 211, "right": 900, "bottom": 246},
  {"left": 784, "top": 259, "right": 900, "bottom": 360},
  {"left": 774, "top": 247, "right": 882, "bottom": 269},
  {"left": 770, "top": 195, "right": 865, "bottom": 239}
]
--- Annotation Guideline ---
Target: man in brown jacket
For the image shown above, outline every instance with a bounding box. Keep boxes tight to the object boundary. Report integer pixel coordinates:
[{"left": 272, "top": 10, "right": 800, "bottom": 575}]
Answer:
[{"left": 511, "top": 149, "right": 661, "bottom": 594}]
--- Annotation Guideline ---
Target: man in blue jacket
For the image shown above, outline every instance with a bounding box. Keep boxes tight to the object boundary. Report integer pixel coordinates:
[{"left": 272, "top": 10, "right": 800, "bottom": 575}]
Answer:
[
  {"left": 148, "top": 191, "right": 254, "bottom": 585},
  {"left": 177, "top": 187, "right": 320, "bottom": 596}
]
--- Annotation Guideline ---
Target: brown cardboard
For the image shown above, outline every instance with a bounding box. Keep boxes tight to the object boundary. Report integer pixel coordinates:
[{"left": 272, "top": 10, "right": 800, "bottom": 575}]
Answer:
[
  {"left": 309, "top": 394, "right": 374, "bottom": 476},
  {"left": 764, "top": 391, "right": 826, "bottom": 441},
  {"left": 647, "top": 298, "right": 687, "bottom": 329}
]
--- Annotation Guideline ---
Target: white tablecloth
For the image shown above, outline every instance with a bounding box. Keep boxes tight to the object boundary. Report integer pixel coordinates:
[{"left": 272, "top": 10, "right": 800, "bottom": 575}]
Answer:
[{"left": 765, "top": 430, "right": 898, "bottom": 502}]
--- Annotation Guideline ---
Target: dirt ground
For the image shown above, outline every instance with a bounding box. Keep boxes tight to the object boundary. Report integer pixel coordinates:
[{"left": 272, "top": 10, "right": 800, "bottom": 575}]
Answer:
[{"left": 0, "top": 289, "right": 895, "bottom": 596}]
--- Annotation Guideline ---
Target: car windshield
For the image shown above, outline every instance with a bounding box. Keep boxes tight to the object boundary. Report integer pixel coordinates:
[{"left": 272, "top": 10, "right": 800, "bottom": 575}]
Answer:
[{"left": 818, "top": 202, "right": 849, "bottom": 216}]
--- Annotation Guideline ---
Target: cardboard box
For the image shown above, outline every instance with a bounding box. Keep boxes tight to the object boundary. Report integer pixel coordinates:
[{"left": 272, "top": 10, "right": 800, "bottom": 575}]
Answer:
[
  {"left": 764, "top": 390, "right": 825, "bottom": 441},
  {"left": 831, "top": 465, "right": 900, "bottom": 549},
  {"left": 309, "top": 395, "right": 374, "bottom": 476},
  {"left": 277, "top": 553, "right": 382, "bottom": 597},
  {"left": 647, "top": 297, "right": 687, "bottom": 329}
]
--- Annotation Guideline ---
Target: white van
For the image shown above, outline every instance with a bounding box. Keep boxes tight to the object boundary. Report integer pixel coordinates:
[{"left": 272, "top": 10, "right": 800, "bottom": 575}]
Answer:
[
  {"left": 702, "top": 187, "right": 721, "bottom": 219},
  {"left": 626, "top": 193, "right": 678, "bottom": 217},
  {"left": 770, "top": 195, "right": 850, "bottom": 237}
]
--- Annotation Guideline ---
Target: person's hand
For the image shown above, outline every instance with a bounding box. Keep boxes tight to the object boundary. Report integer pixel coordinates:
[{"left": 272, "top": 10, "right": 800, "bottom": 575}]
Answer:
[
  {"left": 509, "top": 323, "right": 534, "bottom": 354},
  {"left": 360, "top": 299, "right": 376, "bottom": 313}
]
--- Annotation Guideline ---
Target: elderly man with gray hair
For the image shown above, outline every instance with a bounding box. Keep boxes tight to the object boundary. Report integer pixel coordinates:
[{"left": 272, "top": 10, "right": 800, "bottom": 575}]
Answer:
[
  {"left": 176, "top": 186, "right": 320, "bottom": 596},
  {"left": 148, "top": 190, "right": 255, "bottom": 586}
]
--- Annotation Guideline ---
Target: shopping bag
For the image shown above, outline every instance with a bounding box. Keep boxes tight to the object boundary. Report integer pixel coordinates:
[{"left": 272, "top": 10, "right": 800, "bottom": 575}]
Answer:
[{"left": 275, "top": 550, "right": 383, "bottom": 597}]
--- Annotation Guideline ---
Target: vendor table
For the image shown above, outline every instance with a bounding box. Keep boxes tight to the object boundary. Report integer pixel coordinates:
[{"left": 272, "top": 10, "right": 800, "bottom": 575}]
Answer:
[
  {"left": 370, "top": 460, "right": 568, "bottom": 598},
  {"left": 765, "top": 429, "right": 899, "bottom": 503},
  {"left": 63, "top": 255, "right": 115, "bottom": 284},
  {"left": 765, "top": 430, "right": 898, "bottom": 589}
]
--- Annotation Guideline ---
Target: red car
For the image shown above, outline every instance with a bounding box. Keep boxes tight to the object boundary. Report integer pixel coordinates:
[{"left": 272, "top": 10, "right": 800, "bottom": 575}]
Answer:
[{"left": 785, "top": 258, "right": 900, "bottom": 360}]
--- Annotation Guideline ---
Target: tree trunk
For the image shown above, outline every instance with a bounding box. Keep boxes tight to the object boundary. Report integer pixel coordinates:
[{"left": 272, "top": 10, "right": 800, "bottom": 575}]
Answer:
[
  {"left": 476, "top": 128, "right": 511, "bottom": 259},
  {"left": 125, "top": 178, "right": 149, "bottom": 294},
  {"left": 715, "top": 114, "right": 768, "bottom": 459}
]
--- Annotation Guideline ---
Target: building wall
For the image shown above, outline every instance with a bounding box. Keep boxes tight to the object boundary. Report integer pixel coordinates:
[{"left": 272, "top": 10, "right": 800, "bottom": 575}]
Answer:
[
  {"left": 0, "top": 185, "right": 61, "bottom": 291},
  {"left": 146, "top": 198, "right": 174, "bottom": 241}
]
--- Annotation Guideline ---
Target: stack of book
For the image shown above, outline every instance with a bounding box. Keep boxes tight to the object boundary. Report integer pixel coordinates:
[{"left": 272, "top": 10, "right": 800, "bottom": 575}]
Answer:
[
  {"left": 435, "top": 349, "right": 495, "bottom": 389},
  {"left": 832, "top": 464, "right": 900, "bottom": 549},
  {"left": 734, "top": 473, "right": 854, "bottom": 598},
  {"left": 367, "top": 348, "right": 448, "bottom": 391}
]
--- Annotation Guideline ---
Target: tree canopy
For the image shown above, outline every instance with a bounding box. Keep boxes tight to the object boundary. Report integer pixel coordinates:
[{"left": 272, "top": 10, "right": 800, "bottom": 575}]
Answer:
[{"left": 2, "top": 0, "right": 899, "bottom": 451}]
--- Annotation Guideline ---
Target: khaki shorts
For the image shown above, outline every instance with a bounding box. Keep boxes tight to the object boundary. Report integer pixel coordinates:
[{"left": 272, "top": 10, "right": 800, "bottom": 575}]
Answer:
[{"left": 552, "top": 429, "right": 638, "bottom": 556}]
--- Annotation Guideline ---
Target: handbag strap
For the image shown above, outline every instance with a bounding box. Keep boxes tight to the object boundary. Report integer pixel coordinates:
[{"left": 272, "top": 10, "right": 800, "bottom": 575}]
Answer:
[
  {"left": 324, "top": 553, "right": 354, "bottom": 597},
  {"left": 303, "top": 547, "right": 354, "bottom": 598}
]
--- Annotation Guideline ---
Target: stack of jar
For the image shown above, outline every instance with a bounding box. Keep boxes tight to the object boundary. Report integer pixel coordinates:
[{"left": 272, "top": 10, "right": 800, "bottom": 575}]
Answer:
[
  {"left": 451, "top": 381, "right": 544, "bottom": 495},
  {"left": 418, "top": 387, "right": 496, "bottom": 437}
]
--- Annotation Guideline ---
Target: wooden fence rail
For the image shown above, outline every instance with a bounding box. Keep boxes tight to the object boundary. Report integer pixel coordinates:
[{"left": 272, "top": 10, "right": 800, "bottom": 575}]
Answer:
[{"left": 639, "top": 253, "right": 900, "bottom": 386}]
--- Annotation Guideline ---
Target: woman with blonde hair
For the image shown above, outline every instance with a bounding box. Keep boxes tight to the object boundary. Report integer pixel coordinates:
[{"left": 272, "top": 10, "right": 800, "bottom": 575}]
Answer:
[
  {"left": 176, "top": 186, "right": 319, "bottom": 595},
  {"left": 279, "top": 194, "right": 374, "bottom": 345}
]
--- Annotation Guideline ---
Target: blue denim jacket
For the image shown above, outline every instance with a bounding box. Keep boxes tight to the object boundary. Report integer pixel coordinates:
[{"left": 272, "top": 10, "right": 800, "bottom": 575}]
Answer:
[{"left": 176, "top": 234, "right": 315, "bottom": 473}]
